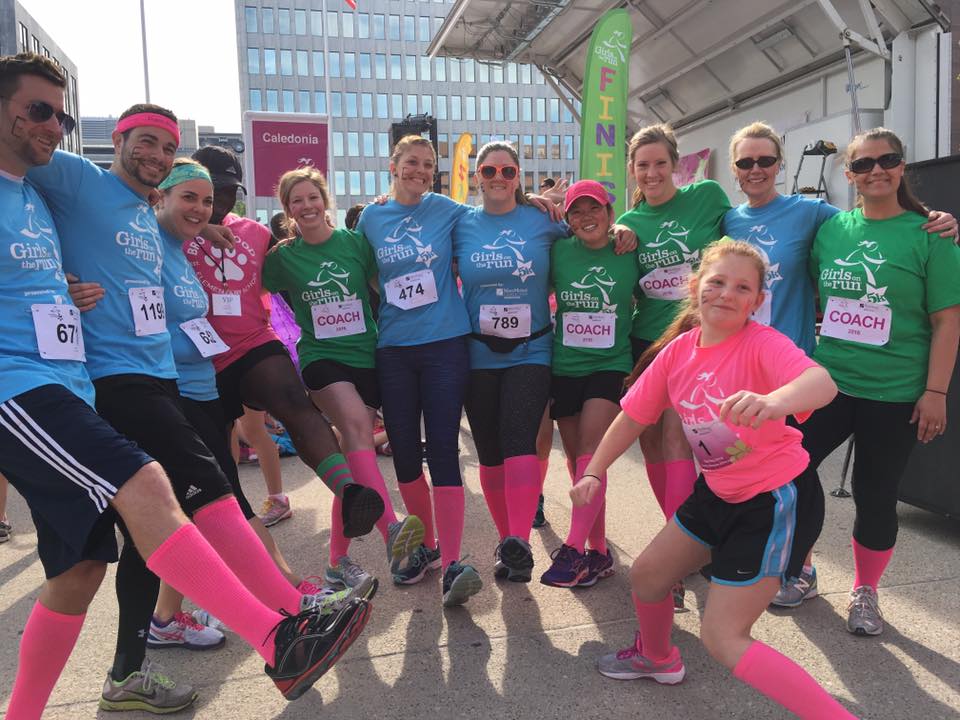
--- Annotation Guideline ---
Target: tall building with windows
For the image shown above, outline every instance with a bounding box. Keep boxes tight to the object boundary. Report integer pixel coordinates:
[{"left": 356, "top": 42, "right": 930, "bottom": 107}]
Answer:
[
  {"left": 0, "top": 0, "right": 81, "bottom": 154},
  {"left": 235, "top": 1, "right": 580, "bottom": 223}
]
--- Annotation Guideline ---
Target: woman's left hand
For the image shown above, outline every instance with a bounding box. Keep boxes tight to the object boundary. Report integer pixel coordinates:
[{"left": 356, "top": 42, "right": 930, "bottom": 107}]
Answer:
[
  {"left": 66, "top": 273, "right": 105, "bottom": 312},
  {"left": 922, "top": 211, "right": 959, "bottom": 243},
  {"left": 910, "top": 391, "right": 947, "bottom": 443},
  {"left": 528, "top": 193, "right": 564, "bottom": 222},
  {"left": 719, "top": 390, "right": 785, "bottom": 429},
  {"left": 611, "top": 225, "right": 638, "bottom": 254}
]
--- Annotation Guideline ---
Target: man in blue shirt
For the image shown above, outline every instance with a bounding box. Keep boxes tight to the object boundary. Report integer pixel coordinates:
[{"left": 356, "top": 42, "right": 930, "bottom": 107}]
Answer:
[{"left": 0, "top": 52, "right": 368, "bottom": 717}]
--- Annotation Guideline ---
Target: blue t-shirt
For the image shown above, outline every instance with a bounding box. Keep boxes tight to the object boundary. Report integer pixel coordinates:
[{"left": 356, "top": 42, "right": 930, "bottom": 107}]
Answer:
[
  {"left": 0, "top": 172, "right": 94, "bottom": 406},
  {"left": 723, "top": 194, "right": 839, "bottom": 355},
  {"left": 26, "top": 151, "right": 177, "bottom": 381},
  {"left": 357, "top": 193, "right": 471, "bottom": 348},
  {"left": 160, "top": 227, "right": 218, "bottom": 401},
  {"left": 453, "top": 205, "right": 567, "bottom": 369}
]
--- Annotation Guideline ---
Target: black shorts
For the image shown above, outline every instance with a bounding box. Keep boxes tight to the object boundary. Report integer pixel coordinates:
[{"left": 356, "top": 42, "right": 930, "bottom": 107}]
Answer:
[
  {"left": 675, "top": 467, "right": 824, "bottom": 586},
  {"left": 301, "top": 359, "right": 381, "bottom": 410},
  {"left": 94, "top": 375, "right": 232, "bottom": 517},
  {"left": 0, "top": 384, "right": 152, "bottom": 578},
  {"left": 550, "top": 371, "right": 626, "bottom": 420},
  {"left": 215, "top": 340, "right": 290, "bottom": 422},
  {"left": 630, "top": 336, "right": 653, "bottom": 365}
]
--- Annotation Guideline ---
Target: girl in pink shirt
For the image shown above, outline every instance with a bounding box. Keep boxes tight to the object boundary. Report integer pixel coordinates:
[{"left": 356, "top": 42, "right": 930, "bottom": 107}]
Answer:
[{"left": 572, "top": 240, "right": 856, "bottom": 719}]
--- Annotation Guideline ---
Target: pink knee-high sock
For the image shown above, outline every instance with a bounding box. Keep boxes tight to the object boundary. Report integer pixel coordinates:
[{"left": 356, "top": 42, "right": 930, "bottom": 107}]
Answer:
[
  {"left": 645, "top": 462, "right": 668, "bottom": 517},
  {"left": 852, "top": 538, "right": 894, "bottom": 590},
  {"left": 734, "top": 641, "right": 857, "bottom": 719},
  {"left": 566, "top": 455, "right": 606, "bottom": 553},
  {"left": 479, "top": 464, "right": 509, "bottom": 540},
  {"left": 398, "top": 474, "right": 436, "bottom": 549},
  {"left": 504, "top": 454, "right": 542, "bottom": 541},
  {"left": 632, "top": 592, "right": 675, "bottom": 662},
  {"left": 147, "top": 524, "right": 281, "bottom": 664},
  {"left": 538, "top": 458, "right": 549, "bottom": 490},
  {"left": 587, "top": 500, "right": 607, "bottom": 554},
  {"left": 433, "top": 486, "right": 465, "bottom": 568},
  {"left": 346, "top": 449, "right": 398, "bottom": 541},
  {"left": 663, "top": 460, "right": 697, "bottom": 519},
  {"left": 329, "top": 496, "right": 351, "bottom": 565},
  {"left": 7, "top": 602, "right": 85, "bottom": 719}
]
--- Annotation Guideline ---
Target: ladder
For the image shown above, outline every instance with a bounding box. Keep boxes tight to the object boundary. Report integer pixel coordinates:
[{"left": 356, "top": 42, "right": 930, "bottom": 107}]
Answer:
[{"left": 791, "top": 140, "right": 837, "bottom": 202}]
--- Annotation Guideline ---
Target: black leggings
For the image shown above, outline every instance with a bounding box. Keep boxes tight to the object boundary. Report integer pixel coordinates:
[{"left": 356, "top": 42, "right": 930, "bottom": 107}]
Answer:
[
  {"left": 799, "top": 392, "right": 916, "bottom": 550},
  {"left": 464, "top": 364, "right": 551, "bottom": 467}
]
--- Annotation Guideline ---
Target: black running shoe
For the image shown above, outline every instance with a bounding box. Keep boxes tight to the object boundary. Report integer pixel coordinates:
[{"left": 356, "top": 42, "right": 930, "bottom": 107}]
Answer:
[
  {"left": 499, "top": 535, "right": 534, "bottom": 583},
  {"left": 265, "top": 597, "right": 372, "bottom": 700},
  {"left": 532, "top": 494, "right": 548, "bottom": 528},
  {"left": 341, "top": 484, "right": 385, "bottom": 538}
]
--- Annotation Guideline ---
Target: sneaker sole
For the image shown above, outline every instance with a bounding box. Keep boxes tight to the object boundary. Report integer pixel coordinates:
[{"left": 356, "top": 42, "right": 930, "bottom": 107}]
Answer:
[
  {"left": 499, "top": 537, "right": 534, "bottom": 582},
  {"left": 146, "top": 635, "right": 226, "bottom": 651},
  {"left": 388, "top": 516, "right": 426, "bottom": 562},
  {"left": 261, "top": 510, "right": 293, "bottom": 527},
  {"left": 770, "top": 588, "right": 818, "bottom": 609},
  {"left": 848, "top": 623, "right": 883, "bottom": 636},
  {"left": 274, "top": 600, "right": 373, "bottom": 701},
  {"left": 442, "top": 567, "right": 483, "bottom": 607},
  {"left": 99, "top": 691, "right": 199, "bottom": 713},
  {"left": 540, "top": 569, "right": 588, "bottom": 588},
  {"left": 598, "top": 666, "right": 686, "bottom": 684},
  {"left": 342, "top": 486, "right": 385, "bottom": 539}
]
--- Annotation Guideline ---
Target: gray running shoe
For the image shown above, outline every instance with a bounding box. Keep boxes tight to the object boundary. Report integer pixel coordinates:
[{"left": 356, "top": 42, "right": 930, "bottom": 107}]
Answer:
[
  {"left": 847, "top": 585, "right": 883, "bottom": 636},
  {"left": 99, "top": 658, "right": 197, "bottom": 713},
  {"left": 771, "top": 567, "right": 818, "bottom": 608},
  {"left": 0, "top": 519, "right": 10, "bottom": 543},
  {"left": 324, "top": 556, "right": 377, "bottom": 600},
  {"left": 386, "top": 515, "right": 425, "bottom": 563},
  {"left": 392, "top": 544, "right": 442, "bottom": 585},
  {"left": 596, "top": 632, "right": 686, "bottom": 684},
  {"left": 441, "top": 560, "right": 483, "bottom": 607}
]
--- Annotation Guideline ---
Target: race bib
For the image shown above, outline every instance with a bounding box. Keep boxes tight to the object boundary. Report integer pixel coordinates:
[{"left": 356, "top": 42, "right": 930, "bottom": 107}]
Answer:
[
  {"left": 479, "top": 304, "right": 531, "bottom": 339},
  {"left": 820, "top": 296, "right": 891, "bottom": 346},
  {"left": 180, "top": 318, "right": 230, "bottom": 358},
  {"left": 752, "top": 291, "right": 772, "bottom": 326},
  {"left": 682, "top": 420, "right": 745, "bottom": 471},
  {"left": 128, "top": 286, "right": 166, "bottom": 336},
  {"left": 312, "top": 299, "right": 366, "bottom": 339},
  {"left": 384, "top": 269, "right": 438, "bottom": 310},
  {"left": 639, "top": 264, "right": 691, "bottom": 300},
  {"left": 31, "top": 304, "right": 85, "bottom": 361},
  {"left": 212, "top": 293, "right": 242, "bottom": 317},
  {"left": 562, "top": 312, "right": 615, "bottom": 349}
]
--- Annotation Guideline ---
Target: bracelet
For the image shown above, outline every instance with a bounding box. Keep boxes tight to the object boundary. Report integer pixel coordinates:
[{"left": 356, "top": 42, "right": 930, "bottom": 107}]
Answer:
[
  {"left": 925, "top": 388, "right": 948, "bottom": 395},
  {"left": 580, "top": 473, "right": 601, "bottom": 482}
]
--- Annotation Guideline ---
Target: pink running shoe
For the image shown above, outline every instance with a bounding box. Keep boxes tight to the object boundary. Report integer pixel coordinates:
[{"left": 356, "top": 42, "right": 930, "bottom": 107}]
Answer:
[
  {"left": 260, "top": 494, "right": 292, "bottom": 527},
  {"left": 596, "top": 632, "right": 685, "bottom": 684}
]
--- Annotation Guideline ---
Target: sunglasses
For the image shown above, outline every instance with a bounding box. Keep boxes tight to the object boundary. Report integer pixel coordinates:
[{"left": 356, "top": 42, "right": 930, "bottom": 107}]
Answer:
[
  {"left": 734, "top": 155, "right": 778, "bottom": 170},
  {"left": 1, "top": 97, "right": 76, "bottom": 134},
  {"left": 478, "top": 164, "right": 518, "bottom": 181},
  {"left": 848, "top": 153, "right": 902, "bottom": 174}
]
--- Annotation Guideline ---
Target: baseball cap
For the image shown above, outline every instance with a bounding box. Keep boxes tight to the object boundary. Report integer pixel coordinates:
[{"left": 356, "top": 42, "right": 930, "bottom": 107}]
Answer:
[
  {"left": 564, "top": 179, "right": 611, "bottom": 213},
  {"left": 192, "top": 145, "right": 246, "bottom": 191}
]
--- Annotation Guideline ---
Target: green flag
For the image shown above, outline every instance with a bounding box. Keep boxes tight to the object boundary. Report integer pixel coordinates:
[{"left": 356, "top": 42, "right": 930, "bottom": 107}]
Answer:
[{"left": 579, "top": 9, "right": 632, "bottom": 215}]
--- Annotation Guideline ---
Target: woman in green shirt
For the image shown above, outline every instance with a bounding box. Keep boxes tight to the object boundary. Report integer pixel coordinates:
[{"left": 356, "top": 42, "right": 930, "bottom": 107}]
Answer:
[
  {"left": 804, "top": 128, "right": 960, "bottom": 637},
  {"left": 263, "top": 167, "right": 424, "bottom": 591}
]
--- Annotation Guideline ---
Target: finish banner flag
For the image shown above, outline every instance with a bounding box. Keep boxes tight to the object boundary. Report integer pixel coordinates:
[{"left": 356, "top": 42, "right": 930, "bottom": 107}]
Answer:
[
  {"left": 579, "top": 9, "right": 632, "bottom": 214},
  {"left": 450, "top": 132, "right": 473, "bottom": 204}
]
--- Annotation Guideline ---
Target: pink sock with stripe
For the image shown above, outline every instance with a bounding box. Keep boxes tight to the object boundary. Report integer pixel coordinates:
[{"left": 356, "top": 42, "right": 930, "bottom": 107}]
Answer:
[
  {"left": 852, "top": 538, "right": 894, "bottom": 590},
  {"left": 398, "top": 474, "right": 436, "bottom": 549},
  {"left": 194, "top": 496, "right": 303, "bottom": 613},
  {"left": 433, "top": 486, "right": 465, "bottom": 567},
  {"left": 733, "top": 641, "right": 857, "bottom": 718},
  {"left": 645, "top": 462, "right": 668, "bottom": 517},
  {"left": 346, "top": 449, "right": 398, "bottom": 541},
  {"left": 663, "top": 459, "right": 697, "bottom": 519},
  {"left": 147, "top": 524, "right": 281, "bottom": 664},
  {"left": 504, "top": 454, "right": 541, "bottom": 541},
  {"left": 479, "top": 464, "right": 509, "bottom": 540},
  {"left": 7, "top": 602, "right": 85, "bottom": 719}
]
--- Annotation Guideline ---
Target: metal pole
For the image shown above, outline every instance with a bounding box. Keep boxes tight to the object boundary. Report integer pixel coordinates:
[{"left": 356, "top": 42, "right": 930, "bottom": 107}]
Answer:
[
  {"left": 320, "top": 0, "right": 334, "bottom": 209},
  {"left": 843, "top": 39, "right": 861, "bottom": 134},
  {"left": 140, "top": 0, "right": 150, "bottom": 102}
]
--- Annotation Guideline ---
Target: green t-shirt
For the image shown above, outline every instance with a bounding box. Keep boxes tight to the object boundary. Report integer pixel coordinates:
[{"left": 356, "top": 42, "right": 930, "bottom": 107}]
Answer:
[
  {"left": 811, "top": 209, "right": 960, "bottom": 402},
  {"left": 618, "top": 180, "right": 730, "bottom": 341},
  {"left": 262, "top": 229, "right": 378, "bottom": 369},
  {"left": 551, "top": 235, "right": 640, "bottom": 376}
]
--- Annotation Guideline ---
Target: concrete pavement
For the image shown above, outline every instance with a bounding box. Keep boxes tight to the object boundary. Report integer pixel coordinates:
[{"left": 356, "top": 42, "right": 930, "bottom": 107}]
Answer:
[{"left": 1, "top": 422, "right": 958, "bottom": 719}]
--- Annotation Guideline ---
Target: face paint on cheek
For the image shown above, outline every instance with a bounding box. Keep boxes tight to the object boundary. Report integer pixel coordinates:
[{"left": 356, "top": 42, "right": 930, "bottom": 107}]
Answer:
[{"left": 10, "top": 116, "right": 25, "bottom": 138}]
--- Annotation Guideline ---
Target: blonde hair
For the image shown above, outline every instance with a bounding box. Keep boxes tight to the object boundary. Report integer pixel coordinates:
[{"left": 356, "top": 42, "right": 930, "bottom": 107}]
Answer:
[
  {"left": 389, "top": 135, "right": 436, "bottom": 198},
  {"left": 845, "top": 127, "right": 928, "bottom": 217},
  {"left": 625, "top": 239, "right": 767, "bottom": 386},
  {"left": 276, "top": 166, "right": 331, "bottom": 237},
  {"left": 728, "top": 121, "right": 784, "bottom": 172},
  {"left": 627, "top": 123, "right": 679, "bottom": 206},
  {"left": 476, "top": 140, "right": 527, "bottom": 206}
]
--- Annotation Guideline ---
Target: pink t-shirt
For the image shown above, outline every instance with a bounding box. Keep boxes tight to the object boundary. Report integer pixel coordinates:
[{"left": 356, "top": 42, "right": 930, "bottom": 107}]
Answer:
[
  {"left": 183, "top": 214, "right": 279, "bottom": 372},
  {"left": 621, "top": 322, "right": 818, "bottom": 503}
]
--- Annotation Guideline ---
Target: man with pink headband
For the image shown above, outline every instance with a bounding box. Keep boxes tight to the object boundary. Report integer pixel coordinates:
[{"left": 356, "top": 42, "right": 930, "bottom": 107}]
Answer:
[{"left": 19, "top": 98, "right": 371, "bottom": 712}]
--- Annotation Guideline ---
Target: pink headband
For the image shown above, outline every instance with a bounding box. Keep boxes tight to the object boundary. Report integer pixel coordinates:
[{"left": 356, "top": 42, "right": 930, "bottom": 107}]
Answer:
[{"left": 115, "top": 112, "right": 180, "bottom": 146}]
